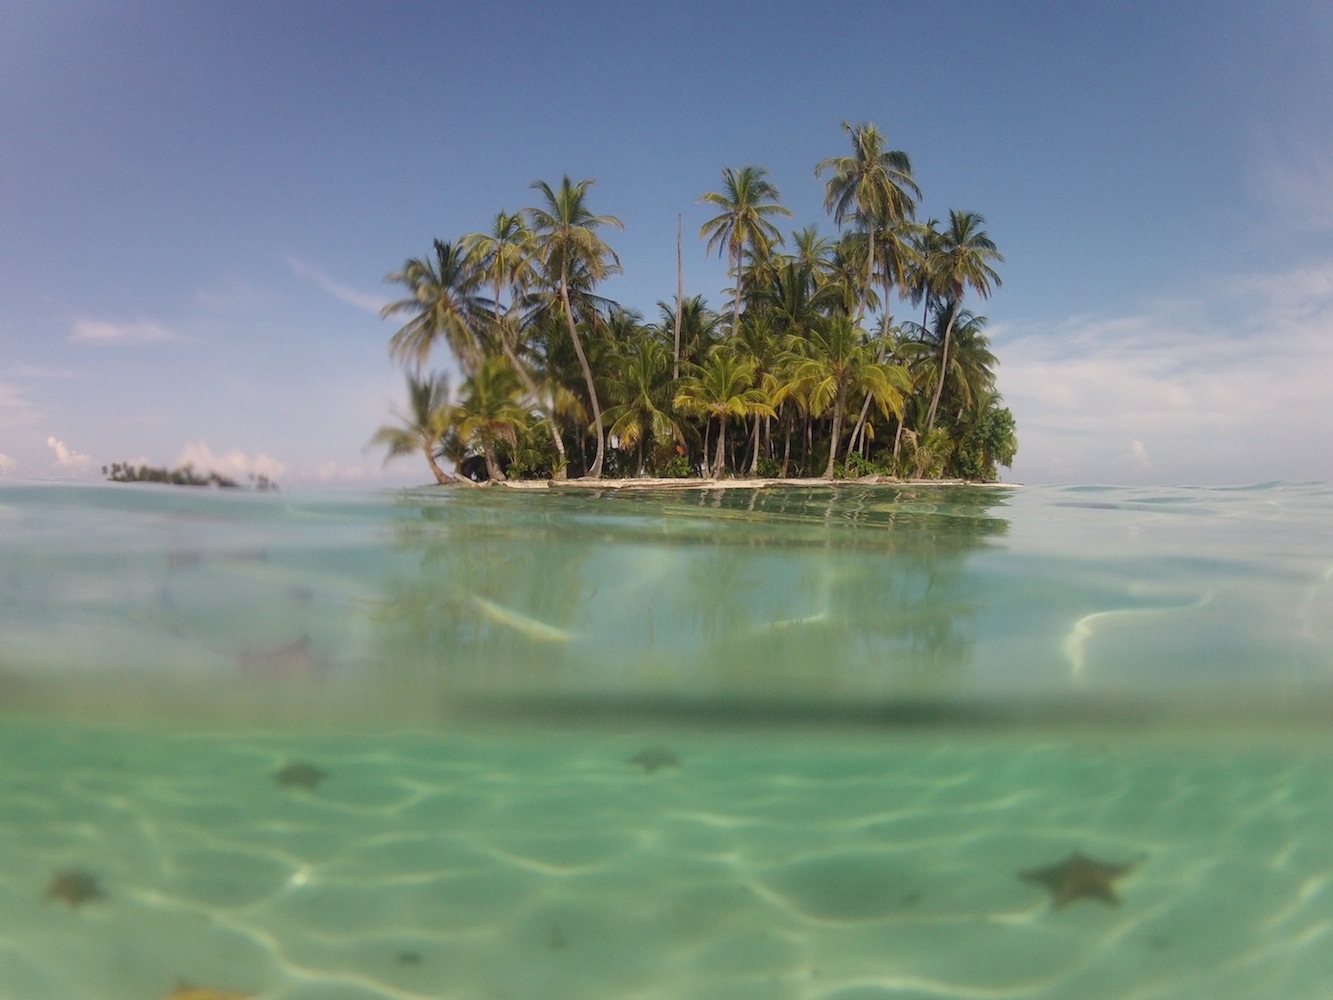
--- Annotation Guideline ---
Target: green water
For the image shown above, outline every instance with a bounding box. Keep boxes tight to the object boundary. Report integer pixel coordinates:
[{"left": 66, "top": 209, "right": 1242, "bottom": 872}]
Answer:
[{"left": 0, "top": 482, "right": 1331, "bottom": 998}]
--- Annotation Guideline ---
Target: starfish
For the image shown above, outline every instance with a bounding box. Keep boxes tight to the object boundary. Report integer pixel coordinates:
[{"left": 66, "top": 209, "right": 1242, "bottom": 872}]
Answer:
[
  {"left": 1021, "top": 851, "right": 1135, "bottom": 908},
  {"left": 44, "top": 869, "right": 105, "bottom": 908},
  {"left": 236, "top": 634, "right": 321, "bottom": 681},
  {"left": 630, "top": 746, "right": 679, "bottom": 773},
  {"left": 164, "top": 983, "right": 256, "bottom": 1000},
  {"left": 273, "top": 761, "right": 328, "bottom": 790}
]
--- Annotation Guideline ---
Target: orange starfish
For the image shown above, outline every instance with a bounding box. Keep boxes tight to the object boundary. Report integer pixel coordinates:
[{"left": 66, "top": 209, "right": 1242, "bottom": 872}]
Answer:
[
  {"left": 1021, "top": 851, "right": 1135, "bottom": 908},
  {"left": 164, "top": 983, "right": 256, "bottom": 1000},
  {"left": 44, "top": 869, "right": 105, "bottom": 908}
]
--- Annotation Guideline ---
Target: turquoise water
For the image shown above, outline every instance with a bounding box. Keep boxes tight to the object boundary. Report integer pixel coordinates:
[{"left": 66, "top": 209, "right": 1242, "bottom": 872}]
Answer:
[{"left": 1, "top": 482, "right": 1331, "bottom": 999}]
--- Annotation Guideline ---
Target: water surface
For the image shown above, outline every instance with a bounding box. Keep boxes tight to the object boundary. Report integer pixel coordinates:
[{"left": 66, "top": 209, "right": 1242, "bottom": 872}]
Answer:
[{"left": 1, "top": 482, "right": 1330, "bottom": 999}]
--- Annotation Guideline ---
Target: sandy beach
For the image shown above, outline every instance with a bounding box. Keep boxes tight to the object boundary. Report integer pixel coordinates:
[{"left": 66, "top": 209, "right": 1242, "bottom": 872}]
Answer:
[{"left": 491, "top": 475, "right": 1020, "bottom": 491}]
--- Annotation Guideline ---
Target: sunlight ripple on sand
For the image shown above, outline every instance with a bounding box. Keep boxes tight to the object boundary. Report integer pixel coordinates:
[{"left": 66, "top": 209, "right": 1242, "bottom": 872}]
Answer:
[{"left": 4, "top": 723, "right": 1332, "bottom": 999}]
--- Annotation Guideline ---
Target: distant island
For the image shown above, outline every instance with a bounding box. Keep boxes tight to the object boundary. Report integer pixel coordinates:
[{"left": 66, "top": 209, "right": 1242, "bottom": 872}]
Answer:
[
  {"left": 373, "top": 121, "right": 1015, "bottom": 486},
  {"left": 103, "top": 462, "right": 278, "bottom": 491}
]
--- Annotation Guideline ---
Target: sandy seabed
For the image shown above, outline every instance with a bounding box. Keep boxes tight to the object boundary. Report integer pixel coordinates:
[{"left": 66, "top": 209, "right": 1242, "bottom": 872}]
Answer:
[{"left": 3, "top": 718, "right": 1329, "bottom": 1000}]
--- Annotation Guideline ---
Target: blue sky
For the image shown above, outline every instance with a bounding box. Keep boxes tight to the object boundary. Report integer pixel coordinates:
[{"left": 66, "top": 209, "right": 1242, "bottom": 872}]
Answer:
[{"left": 2, "top": 1, "right": 1331, "bottom": 486}]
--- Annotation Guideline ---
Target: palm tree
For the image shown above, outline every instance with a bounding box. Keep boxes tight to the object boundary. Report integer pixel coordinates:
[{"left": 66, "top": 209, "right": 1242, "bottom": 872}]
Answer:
[
  {"left": 525, "top": 176, "right": 624, "bottom": 478},
  {"left": 765, "top": 257, "right": 841, "bottom": 340},
  {"left": 788, "top": 226, "right": 837, "bottom": 287},
  {"left": 466, "top": 210, "right": 533, "bottom": 323},
  {"left": 456, "top": 355, "right": 530, "bottom": 482},
  {"left": 844, "top": 319, "right": 904, "bottom": 460},
  {"left": 870, "top": 217, "right": 925, "bottom": 320},
  {"left": 381, "top": 240, "right": 486, "bottom": 371},
  {"left": 782, "top": 316, "right": 910, "bottom": 478},
  {"left": 674, "top": 351, "right": 774, "bottom": 478},
  {"left": 522, "top": 308, "right": 591, "bottom": 474},
  {"left": 954, "top": 388, "right": 1017, "bottom": 480},
  {"left": 930, "top": 303, "right": 998, "bottom": 422},
  {"left": 699, "top": 166, "right": 791, "bottom": 334},
  {"left": 816, "top": 122, "right": 920, "bottom": 324},
  {"left": 906, "top": 217, "right": 943, "bottom": 328},
  {"left": 602, "top": 333, "right": 681, "bottom": 474},
  {"left": 827, "top": 231, "right": 883, "bottom": 318},
  {"left": 658, "top": 295, "right": 723, "bottom": 371},
  {"left": 761, "top": 257, "right": 841, "bottom": 475},
  {"left": 369, "top": 373, "right": 461, "bottom": 485},
  {"left": 925, "top": 209, "right": 1003, "bottom": 429},
  {"left": 464, "top": 212, "right": 572, "bottom": 478},
  {"left": 730, "top": 312, "right": 789, "bottom": 474}
]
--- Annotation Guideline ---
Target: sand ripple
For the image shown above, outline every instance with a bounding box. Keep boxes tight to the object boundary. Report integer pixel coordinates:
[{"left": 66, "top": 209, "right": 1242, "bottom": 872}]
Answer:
[{"left": 0, "top": 721, "right": 1330, "bottom": 999}]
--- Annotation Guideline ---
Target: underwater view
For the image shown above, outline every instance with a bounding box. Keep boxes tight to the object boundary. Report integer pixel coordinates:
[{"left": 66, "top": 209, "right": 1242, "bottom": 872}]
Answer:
[{"left": 1, "top": 481, "right": 1331, "bottom": 999}]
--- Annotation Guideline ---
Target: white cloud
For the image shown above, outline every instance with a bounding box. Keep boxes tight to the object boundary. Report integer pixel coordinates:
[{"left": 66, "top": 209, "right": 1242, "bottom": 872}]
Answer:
[
  {"left": 70, "top": 318, "right": 176, "bottom": 345},
  {"left": 996, "top": 262, "right": 1333, "bottom": 484},
  {"left": 0, "top": 454, "right": 16, "bottom": 475},
  {"left": 175, "top": 441, "right": 286, "bottom": 482},
  {"left": 47, "top": 436, "right": 93, "bottom": 472},
  {"left": 288, "top": 257, "right": 386, "bottom": 314}
]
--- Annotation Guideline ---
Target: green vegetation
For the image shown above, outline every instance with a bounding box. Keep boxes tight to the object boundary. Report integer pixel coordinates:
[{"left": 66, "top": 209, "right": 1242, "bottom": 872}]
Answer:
[
  {"left": 103, "top": 462, "right": 278, "bottom": 490},
  {"left": 374, "top": 121, "right": 1016, "bottom": 484}
]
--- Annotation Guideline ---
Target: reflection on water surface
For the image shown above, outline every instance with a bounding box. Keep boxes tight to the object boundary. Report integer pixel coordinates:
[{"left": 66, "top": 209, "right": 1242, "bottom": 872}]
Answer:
[{"left": 1, "top": 481, "right": 1331, "bottom": 725}]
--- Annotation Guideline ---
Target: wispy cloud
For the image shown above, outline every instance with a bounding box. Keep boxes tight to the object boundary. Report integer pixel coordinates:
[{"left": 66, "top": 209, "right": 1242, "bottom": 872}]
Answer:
[
  {"left": 1256, "top": 136, "right": 1333, "bottom": 232},
  {"left": 312, "top": 461, "right": 366, "bottom": 482},
  {"left": 194, "top": 278, "right": 275, "bottom": 314},
  {"left": 0, "top": 454, "right": 16, "bottom": 475},
  {"left": 70, "top": 318, "right": 177, "bottom": 345},
  {"left": 47, "top": 435, "right": 93, "bottom": 472},
  {"left": 0, "top": 383, "right": 42, "bottom": 431},
  {"left": 9, "top": 363, "right": 78, "bottom": 380},
  {"left": 175, "top": 441, "right": 286, "bottom": 481},
  {"left": 996, "top": 261, "right": 1333, "bottom": 484},
  {"left": 288, "top": 257, "right": 386, "bottom": 314}
]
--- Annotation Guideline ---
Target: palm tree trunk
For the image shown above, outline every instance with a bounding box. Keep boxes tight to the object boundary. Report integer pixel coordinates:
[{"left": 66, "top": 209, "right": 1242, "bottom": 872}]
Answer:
[
  {"left": 673, "top": 214, "right": 683, "bottom": 383},
  {"left": 482, "top": 441, "right": 506, "bottom": 482},
  {"left": 423, "top": 445, "right": 457, "bottom": 485},
  {"left": 926, "top": 306, "right": 957, "bottom": 431},
  {"left": 731, "top": 247, "right": 743, "bottom": 334},
  {"left": 781, "top": 408, "right": 792, "bottom": 477},
  {"left": 847, "top": 393, "right": 873, "bottom": 458},
  {"left": 713, "top": 419, "right": 727, "bottom": 477},
  {"left": 824, "top": 389, "right": 848, "bottom": 479},
  {"left": 560, "top": 274, "right": 605, "bottom": 477},
  {"left": 748, "top": 413, "right": 761, "bottom": 475},
  {"left": 856, "top": 222, "right": 875, "bottom": 326}
]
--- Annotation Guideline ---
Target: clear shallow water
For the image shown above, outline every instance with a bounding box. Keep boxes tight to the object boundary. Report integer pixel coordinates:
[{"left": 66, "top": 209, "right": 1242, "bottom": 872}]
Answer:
[{"left": 0, "top": 481, "right": 1331, "bottom": 999}]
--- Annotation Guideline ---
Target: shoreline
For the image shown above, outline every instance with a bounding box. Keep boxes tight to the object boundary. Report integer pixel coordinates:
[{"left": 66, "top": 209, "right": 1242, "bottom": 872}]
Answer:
[{"left": 488, "top": 475, "right": 1022, "bottom": 491}]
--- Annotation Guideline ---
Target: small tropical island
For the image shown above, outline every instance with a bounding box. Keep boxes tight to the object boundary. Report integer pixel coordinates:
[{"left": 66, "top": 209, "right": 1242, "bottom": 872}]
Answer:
[
  {"left": 103, "top": 462, "right": 279, "bottom": 491},
  {"left": 373, "top": 122, "right": 1016, "bottom": 486}
]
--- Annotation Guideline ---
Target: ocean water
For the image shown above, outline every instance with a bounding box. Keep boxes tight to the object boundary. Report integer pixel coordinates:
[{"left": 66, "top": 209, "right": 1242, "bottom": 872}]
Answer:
[{"left": 0, "top": 481, "right": 1331, "bottom": 999}]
